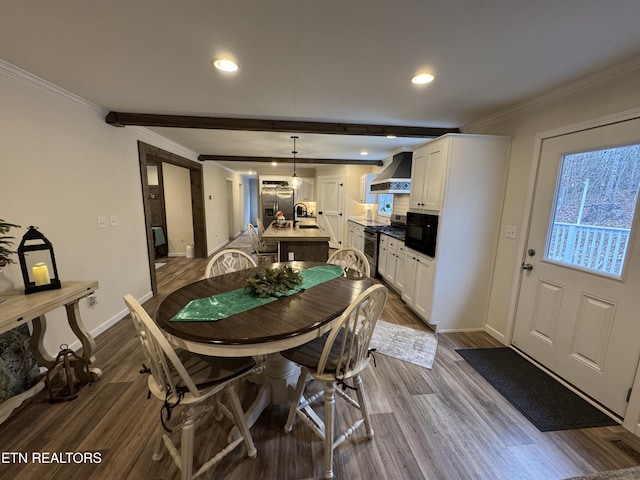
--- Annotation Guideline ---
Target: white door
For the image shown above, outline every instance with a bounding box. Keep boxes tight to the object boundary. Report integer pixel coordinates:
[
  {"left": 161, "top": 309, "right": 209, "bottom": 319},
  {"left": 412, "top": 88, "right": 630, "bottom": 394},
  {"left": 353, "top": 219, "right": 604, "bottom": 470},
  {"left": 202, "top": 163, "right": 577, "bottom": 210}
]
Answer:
[
  {"left": 512, "top": 117, "right": 640, "bottom": 417},
  {"left": 317, "top": 175, "right": 345, "bottom": 249}
]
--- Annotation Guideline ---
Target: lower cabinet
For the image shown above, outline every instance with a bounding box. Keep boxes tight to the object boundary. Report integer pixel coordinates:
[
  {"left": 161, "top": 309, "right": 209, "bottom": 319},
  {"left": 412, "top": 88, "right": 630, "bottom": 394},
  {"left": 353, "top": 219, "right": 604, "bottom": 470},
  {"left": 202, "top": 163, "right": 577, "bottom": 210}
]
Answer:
[
  {"left": 401, "top": 248, "right": 435, "bottom": 324},
  {"left": 347, "top": 221, "right": 365, "bottom": 253},
  {"left": 377, "top": 235, "right": 388, "bottom": 278},
  {"left": 380, "top": 235, "right": 407, "bottom": 294}
]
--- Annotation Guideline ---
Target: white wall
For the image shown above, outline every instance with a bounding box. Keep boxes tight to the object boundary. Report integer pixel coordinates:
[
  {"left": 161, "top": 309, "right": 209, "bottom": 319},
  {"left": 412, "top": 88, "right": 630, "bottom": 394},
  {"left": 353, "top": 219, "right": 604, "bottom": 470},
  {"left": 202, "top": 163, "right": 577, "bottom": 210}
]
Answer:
[
  {"left": 0, "top": 64, "right": 229, "bottom": 356},
  {"left": 464, "top": 59, "right": 640, "bottom": 343}
]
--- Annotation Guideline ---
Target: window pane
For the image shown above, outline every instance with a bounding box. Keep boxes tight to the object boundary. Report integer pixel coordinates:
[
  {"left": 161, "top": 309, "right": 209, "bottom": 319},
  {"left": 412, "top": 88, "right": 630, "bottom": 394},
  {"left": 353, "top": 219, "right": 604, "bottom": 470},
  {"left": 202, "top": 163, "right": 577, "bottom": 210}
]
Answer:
[
  {"left": 377, "top": 194, "right": 393, "bottom": 216},
  {"left": 545, "top": 144, "right": 640, "bottom": 278}
]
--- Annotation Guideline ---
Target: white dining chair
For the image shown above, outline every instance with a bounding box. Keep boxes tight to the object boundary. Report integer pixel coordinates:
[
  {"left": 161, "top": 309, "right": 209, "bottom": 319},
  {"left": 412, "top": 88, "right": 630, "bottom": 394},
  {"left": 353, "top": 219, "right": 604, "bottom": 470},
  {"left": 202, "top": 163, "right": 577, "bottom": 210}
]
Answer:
[
  {"left": 247, "top": 223, "right": 277, "bottom": 264},
  {"left": 282, "top": 283, "right": 388, "bottom": 479},
  {"left": 256, "top": 217, "right": 266, "bottom": 239},
  {"left": 204, "top": 248, "right": 257, "bottom": 278},
  {"left": 123, "top": 294, "right": 264, "bottom": 480},
  {"left": 327, "top": 247, "right": 370, "bottom": 278}
]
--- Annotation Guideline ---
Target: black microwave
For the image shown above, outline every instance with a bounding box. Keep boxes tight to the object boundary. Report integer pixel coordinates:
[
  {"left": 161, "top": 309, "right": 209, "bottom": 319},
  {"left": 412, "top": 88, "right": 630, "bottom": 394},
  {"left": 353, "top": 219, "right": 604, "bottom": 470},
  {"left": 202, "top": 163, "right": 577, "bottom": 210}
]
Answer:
[{"left": 405, "top": 212, "right": 438, "bottom": 258}]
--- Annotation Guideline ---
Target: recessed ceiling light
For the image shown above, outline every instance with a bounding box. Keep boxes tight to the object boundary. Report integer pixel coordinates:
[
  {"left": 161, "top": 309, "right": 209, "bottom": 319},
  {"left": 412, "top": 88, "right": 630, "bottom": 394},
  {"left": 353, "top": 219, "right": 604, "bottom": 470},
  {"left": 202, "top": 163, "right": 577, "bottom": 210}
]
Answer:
[
  {"left": 386, "top": 135, "right": 397, "bottom": 139},
  {"left": 213, "top": 58, "right": 238, "bottom": 72},
  {"left": 360, "top": 151, "right": 369, "bottom": 156},
  {"left": 271, "top": 161, "right": 278, "bottom": 166},
  {"left": 411, "top": 72, "right": 434, "bottom": 85}
]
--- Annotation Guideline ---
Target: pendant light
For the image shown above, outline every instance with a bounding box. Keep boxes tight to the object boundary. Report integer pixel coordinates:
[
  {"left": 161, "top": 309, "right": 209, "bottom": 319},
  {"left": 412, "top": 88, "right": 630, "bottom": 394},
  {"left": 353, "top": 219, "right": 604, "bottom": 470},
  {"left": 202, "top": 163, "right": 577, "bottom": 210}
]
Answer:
[{"left": 288, "top": 135, "right": 302, "bottom": 189}]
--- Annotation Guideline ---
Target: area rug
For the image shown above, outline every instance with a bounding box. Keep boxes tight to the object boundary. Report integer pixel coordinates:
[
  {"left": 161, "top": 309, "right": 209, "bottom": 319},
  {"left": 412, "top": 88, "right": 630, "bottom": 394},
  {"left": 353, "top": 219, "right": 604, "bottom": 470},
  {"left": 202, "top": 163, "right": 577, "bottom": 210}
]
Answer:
[
  {"left": 370, "top": 320, "right": 438, "bottom": 369},
  {"left": 456, "top": 347, "right": 618, "bottom": 432}
]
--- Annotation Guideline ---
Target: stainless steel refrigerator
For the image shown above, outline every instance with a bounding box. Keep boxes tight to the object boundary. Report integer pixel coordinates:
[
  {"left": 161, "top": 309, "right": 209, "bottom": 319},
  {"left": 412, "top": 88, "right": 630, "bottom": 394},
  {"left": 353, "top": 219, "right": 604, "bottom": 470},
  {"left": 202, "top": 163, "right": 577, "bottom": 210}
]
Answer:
[{"left": 261, "top": 184, "right": 294, "bottom": 227}]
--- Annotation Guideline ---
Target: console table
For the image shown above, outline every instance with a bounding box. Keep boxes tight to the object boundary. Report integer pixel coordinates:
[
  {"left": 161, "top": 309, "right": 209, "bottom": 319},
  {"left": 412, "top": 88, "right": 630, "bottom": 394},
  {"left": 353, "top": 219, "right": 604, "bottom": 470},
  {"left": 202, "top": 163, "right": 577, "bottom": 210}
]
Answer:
[{"left": 0, "top": 280, "right": 101, "bottom": 422}]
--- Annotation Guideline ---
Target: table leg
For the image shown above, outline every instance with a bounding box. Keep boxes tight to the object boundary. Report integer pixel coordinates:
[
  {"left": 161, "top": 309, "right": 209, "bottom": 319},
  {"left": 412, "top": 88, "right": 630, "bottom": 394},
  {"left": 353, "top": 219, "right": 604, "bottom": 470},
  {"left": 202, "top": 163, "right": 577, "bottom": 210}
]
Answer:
[
  {"left": 28, "top": 315, "right": 56, "bottom": 369},
  {"left": 65, "top": 300, "right": 102, "bottom": 382},
  {"left": 239, "top": 353, "right": 301, "bottom": 430}
]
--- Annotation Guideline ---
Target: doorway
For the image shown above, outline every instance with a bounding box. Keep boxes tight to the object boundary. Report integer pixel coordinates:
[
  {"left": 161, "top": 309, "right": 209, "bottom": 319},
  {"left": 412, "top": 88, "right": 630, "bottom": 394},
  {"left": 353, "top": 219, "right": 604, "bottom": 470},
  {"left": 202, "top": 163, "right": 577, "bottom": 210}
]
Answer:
[
  {"left": 138, "top": 141, "right": 207, "bottom": 295},
  {"left": 512, "top": 115, "right": 640, "bottom": 418}
]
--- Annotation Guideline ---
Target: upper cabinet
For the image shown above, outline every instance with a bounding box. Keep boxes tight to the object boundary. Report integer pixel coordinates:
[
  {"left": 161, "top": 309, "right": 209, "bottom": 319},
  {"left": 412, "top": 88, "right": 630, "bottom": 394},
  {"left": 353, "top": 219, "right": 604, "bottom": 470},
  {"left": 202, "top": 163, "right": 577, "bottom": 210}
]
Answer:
[
  {"left": 297, "top": 177, "right": 316, "bottom": 202},
  {"left": 359, "top": 173, "right": 377, "bottom": 204},
  {"left": 409, "top": 139, "right": 447, "bottom": 211}
]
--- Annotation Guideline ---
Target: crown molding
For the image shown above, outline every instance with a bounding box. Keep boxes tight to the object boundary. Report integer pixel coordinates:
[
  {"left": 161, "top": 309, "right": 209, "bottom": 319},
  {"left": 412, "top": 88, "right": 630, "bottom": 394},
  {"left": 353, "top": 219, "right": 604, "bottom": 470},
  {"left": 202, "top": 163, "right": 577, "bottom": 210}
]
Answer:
[
  {"left": 0, "top": 60, "right": 201, "bottom": 160},
  {"left": 0, "top": 59, "right": 104, "bottom": 114},
  {"left": 465, "top": 53, "right": 640, "bottom": 131}
]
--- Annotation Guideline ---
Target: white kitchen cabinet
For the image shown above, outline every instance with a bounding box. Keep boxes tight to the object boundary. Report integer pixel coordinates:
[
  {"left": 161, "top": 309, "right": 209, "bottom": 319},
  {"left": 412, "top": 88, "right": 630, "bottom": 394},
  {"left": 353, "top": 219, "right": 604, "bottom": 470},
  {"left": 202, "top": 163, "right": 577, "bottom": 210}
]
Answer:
[
  {"left": 355, "top": 225, "right": 364, "bottom": 252},
  {"left": 402, "top": 250, "right": 435, "bottom": 321},
  {"left": 347, "top": 220, "right": 365, "bottom": 252},
  {"left": 348, "top": 221, "right": 357, "bottom": 248},
  {"left": 405, "top": 134, "right": 511, "bottom": 331},
  {"left": 395, "top": 245, "right": 406, "bottom": 292},
  {"left": 359, "top": 174, "right": 377, "bottom": 204},
  {"left": 409, "top": 139, "right": 447, "bottom": 211},
  {"left": 297, "top": 177, "right": 315, "bottom": 202},
  {"left": 380, "top": 234, "right": 405, "bottom": 293},
  {"left": 377, "top": 234, "right": 388, "bottom": 278}
]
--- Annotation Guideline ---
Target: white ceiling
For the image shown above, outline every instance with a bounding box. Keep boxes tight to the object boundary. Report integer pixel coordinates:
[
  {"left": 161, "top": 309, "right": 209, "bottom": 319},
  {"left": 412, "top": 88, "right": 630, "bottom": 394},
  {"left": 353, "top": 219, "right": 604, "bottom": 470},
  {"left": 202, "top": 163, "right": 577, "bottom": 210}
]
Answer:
[{"left": 2, "top": 1, "right": 640, "bottom": 174}]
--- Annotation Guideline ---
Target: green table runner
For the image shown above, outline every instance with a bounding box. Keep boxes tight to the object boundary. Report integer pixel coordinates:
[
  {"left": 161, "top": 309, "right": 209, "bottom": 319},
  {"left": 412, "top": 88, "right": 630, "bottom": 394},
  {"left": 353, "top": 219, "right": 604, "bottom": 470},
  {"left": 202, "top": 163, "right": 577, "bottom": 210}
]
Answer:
[{"left": 171, "top": 265, "right": 344, "bottom": 322}]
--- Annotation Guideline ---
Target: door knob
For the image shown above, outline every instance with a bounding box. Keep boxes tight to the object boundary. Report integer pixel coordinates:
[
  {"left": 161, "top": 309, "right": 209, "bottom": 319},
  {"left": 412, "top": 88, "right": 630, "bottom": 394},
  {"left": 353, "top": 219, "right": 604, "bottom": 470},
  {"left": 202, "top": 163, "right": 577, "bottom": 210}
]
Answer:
[{"left": 522, "top": 263, "right": 533, "bottom": 271}]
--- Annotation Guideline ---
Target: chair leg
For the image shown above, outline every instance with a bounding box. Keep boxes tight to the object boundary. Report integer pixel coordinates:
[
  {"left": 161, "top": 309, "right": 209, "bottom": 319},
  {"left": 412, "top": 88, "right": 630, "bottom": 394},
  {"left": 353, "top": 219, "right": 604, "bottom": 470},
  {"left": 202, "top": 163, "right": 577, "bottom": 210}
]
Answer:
[
  {"left": 323, "top": 381, "right": 336, "bottom": 479},
  {"left": 284, "top": 368, "right": 308, "bottom": 433},
  {"left": 353, "top": 374, "right": 374, "bottom": 439},
  {"left": 152, "top": 423, "right": 164, "bottom": 462},
  {"left": 225, "top": 385, "right": 257, "bottom": 459},
  {"left": 181, "top": 406, "right": 196, "bottom": 480}
]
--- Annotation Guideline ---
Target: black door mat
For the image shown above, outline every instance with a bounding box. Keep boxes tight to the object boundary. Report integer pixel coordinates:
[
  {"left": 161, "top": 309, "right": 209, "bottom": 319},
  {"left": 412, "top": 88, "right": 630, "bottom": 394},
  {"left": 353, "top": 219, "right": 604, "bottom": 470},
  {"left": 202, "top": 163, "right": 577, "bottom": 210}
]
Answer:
[{"left": 456, "top": 347, "right": 618, "bottom": 432}]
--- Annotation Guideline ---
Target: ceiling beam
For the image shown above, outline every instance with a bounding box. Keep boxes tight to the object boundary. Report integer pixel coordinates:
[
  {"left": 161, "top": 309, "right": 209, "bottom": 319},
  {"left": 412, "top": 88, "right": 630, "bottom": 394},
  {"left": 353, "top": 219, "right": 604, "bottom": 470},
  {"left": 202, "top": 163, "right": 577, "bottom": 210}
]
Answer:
[
  {"left": 105, "top": 111, "right": 460, "bottom": 138},
  {"left": 198, "top": 155, "right": 383, "bottom": 166}
]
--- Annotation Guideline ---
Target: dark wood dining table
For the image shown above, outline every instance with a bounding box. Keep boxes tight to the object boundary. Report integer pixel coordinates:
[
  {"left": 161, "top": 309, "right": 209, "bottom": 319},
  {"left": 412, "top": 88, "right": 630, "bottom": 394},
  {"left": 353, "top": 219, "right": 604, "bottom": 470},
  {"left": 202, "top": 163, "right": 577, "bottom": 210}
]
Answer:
[{"left": 154, "top": 261, "right": 373, "bottom": 427}]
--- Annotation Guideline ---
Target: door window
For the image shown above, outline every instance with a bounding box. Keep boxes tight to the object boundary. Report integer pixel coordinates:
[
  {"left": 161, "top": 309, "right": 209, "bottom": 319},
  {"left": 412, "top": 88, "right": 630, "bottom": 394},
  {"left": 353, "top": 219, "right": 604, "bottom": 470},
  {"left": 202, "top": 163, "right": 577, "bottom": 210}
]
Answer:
[{"left": 545, "top": 143, "right": 640, "bottom": 278}]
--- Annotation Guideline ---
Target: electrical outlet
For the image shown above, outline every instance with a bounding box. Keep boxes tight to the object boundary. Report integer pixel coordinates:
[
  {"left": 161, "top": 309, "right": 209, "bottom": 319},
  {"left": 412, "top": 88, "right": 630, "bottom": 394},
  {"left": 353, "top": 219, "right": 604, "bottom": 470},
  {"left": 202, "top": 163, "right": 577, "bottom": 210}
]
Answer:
[
  {"left": 97, "top": 216, "right": 107, "bottom": 229},
  {"left": 505, "top": 225, "right": 517, "bottom": 239},
  {"left": 110, "top": 215, "right": 119, "bottom": 227}
]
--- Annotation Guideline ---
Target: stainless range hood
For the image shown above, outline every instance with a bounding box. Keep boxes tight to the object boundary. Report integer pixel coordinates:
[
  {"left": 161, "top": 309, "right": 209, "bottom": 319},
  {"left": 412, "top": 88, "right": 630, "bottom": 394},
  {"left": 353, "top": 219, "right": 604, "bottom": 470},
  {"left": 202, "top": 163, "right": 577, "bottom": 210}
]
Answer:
[{"left": 369, "top": 151, "right": 413, "bottom": 194}]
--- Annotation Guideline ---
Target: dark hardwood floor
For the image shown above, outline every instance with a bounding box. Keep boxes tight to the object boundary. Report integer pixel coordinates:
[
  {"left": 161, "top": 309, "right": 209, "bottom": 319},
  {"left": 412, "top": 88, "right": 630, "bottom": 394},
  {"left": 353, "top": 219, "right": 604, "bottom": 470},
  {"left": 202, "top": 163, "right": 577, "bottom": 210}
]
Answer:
[{"left": 1, "top": 255, "right": 640, "bottom": 479}]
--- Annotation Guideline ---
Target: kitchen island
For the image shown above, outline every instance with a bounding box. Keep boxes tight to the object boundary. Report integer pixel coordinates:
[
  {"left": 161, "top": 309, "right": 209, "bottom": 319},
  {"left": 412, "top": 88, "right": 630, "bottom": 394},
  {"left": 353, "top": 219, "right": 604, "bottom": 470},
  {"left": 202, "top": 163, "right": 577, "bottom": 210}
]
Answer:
[{"left": 261, "top": 221, "right": 330, "bottom": 262}]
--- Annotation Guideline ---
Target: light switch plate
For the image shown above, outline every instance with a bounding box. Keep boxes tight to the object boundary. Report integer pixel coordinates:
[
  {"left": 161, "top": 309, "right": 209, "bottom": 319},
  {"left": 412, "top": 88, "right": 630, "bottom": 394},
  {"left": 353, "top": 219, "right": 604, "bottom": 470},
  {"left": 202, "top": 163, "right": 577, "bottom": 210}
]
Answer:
[
  {"left": 505, "top": 225, "right": 517, "bottom": 239},
  {"left": 97, "top": 216, "right": 107, "bottom": 229},
  {"left": 110, "top": 215, "right": 119, "bottom": 227}
]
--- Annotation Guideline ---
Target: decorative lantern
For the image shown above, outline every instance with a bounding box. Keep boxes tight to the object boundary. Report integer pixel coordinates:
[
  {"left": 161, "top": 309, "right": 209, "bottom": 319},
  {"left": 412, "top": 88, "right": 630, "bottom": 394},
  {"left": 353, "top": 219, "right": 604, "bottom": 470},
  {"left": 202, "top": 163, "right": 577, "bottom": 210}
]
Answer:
[{"left": 17, "top": 226, "right": 61, "bottom": 295}]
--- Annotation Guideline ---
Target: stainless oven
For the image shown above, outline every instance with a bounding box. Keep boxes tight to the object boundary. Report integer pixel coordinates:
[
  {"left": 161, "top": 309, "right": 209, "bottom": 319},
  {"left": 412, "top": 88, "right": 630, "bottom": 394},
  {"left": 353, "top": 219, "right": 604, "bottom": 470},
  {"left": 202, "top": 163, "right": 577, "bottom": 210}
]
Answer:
[{"left": 363, "top": 227, "right": 378, "bottom": 276}]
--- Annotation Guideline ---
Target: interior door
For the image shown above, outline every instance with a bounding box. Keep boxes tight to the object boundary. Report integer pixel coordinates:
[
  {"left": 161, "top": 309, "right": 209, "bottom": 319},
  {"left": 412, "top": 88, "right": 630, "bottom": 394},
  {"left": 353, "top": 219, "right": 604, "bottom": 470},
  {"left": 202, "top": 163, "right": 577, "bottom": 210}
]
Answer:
[
  {"left": 512, "top": 117, "right": 640, "bottom": 417},
  {"left": 317, "top": 175, "right": 344, "bottom": 249}
]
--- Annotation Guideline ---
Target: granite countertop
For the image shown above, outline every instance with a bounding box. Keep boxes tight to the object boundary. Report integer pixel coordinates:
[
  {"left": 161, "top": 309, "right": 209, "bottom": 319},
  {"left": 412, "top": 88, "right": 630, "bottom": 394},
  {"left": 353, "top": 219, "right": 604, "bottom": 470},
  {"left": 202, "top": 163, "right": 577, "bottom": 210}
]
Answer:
[{"left": 262, "top": 222, "right": 330, "bottom": 242}]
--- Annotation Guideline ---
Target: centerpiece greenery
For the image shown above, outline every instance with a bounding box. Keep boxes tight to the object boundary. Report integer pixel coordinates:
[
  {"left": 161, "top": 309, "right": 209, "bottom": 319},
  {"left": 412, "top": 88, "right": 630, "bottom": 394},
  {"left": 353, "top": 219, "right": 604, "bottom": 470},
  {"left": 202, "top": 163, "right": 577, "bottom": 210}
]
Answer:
[
  {"left": 0, "top": 219, "right": 21, "bottom": 268},
  {"left": 246, "top": 266, "right": 302, "bottom": 298}
]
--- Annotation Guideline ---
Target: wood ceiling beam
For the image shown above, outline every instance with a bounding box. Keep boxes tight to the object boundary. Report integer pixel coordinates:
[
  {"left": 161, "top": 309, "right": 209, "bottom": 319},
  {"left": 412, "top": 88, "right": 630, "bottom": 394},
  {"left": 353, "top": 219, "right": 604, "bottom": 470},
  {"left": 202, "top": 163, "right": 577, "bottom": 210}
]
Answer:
[
  {"left": 198, "top": 155, "right": 383, "bottom": 166},
  {"left": 105, "top": 111, "right": 460, "bottom": 138}
]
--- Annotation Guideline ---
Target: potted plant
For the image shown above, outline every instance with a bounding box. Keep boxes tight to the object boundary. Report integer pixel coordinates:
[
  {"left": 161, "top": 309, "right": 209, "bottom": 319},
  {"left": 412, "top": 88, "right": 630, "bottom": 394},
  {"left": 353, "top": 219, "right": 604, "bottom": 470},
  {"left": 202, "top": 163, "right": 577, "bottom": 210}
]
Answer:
[{"left": 0, "top": 219, "right": 20, "bottom": 303}]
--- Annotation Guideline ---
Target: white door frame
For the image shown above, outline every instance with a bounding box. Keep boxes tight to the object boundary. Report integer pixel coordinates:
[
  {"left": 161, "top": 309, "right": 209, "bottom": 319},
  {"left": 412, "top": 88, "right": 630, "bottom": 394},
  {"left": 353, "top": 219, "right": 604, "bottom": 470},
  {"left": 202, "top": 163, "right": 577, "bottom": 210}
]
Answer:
[{"left": 504, "top": 106, "right": 640, "bottom": 433}]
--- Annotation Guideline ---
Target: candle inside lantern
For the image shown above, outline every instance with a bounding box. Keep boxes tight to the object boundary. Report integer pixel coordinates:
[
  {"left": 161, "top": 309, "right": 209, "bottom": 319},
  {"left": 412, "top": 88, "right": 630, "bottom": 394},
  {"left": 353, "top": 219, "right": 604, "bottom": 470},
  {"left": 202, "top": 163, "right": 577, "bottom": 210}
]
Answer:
[{"left": 32, "top": 262, "right": 51, "bottom": 286}]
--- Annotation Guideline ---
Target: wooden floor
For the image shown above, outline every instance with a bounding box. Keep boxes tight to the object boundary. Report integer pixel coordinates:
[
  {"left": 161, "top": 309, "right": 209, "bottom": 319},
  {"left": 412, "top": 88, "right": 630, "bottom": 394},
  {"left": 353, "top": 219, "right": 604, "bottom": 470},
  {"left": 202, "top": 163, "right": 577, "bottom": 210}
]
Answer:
[{"left": 2, "top": 255, "right": 640, "bottom": 480}]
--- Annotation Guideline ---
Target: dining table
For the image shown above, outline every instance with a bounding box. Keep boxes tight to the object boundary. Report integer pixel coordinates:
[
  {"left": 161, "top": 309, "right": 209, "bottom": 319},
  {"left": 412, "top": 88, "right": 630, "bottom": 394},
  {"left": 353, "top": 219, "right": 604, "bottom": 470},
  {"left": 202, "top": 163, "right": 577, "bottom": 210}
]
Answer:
[{"left": 154, "top": 261, "right": 372, "bottom": 428}]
